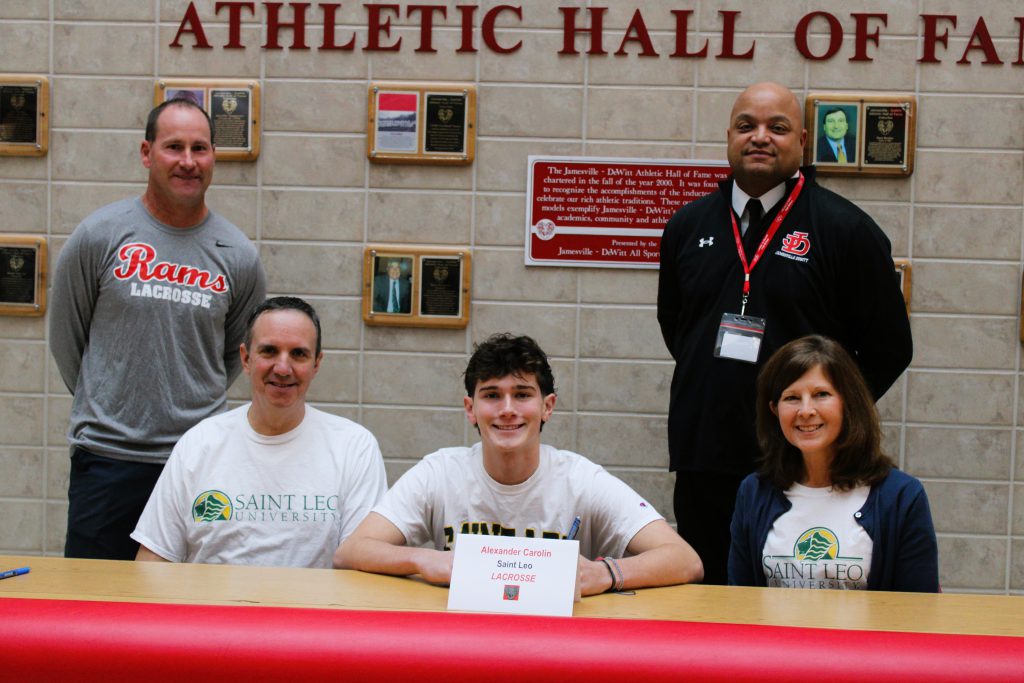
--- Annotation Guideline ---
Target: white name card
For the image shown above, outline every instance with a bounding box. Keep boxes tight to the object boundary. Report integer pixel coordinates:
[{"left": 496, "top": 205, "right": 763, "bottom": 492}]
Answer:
[{"left": 447, "top": 533, "right": 579, "bottom": 617}]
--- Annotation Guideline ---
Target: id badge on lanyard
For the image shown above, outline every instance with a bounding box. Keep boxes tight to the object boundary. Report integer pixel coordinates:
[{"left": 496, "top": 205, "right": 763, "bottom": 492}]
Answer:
[
  {"left": 715, "top": 312, "right": 765, "bottom": 363},
  {"left": 713, "top": 173, "right": 805, "bottom": 364}
]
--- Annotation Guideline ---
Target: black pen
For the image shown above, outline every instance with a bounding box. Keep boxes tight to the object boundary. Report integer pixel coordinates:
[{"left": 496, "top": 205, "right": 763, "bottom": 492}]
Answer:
[{"left": 0, "top": 566, "right": 30, "bottom": 580}]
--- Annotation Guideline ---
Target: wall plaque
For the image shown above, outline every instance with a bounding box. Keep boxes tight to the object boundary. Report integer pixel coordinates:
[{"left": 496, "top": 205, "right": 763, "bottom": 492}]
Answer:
[
  {"left": 368, "top": 82, "right": 476, "bottom": 165},
  {"left": 526, "top": 156, "right": 730, "bottom": 269},
  {"left": 363, "top": 246, "right": 470, "bottom": 328},
  {"left": 0, "top": 236, "right": 46, "bottom": 316},
  {"left": 805, "top": 93, "right": 916, "bottom": 177},
  {"left": 155, "top": 79, "right": 261, "bottom": 161},
  {"left": 0, "top": 75, "right": 48, "bottom": 157}
]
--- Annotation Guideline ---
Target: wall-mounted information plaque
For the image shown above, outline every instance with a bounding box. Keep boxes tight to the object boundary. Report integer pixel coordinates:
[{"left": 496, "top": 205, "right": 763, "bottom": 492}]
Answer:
[
  {"left": 0, "top": 235, "right": 46, "bottom": 316},
  {"left": 367, "top": 82, "right": 476, "bottom": 165},
  {"left": 155, "top": 79, "right": 261, "bottom": 161},
  {"left": 0, "top": 75, "right": 48, "bottom": 157},
  {"left": 806, "top": 93, "right": 916, "bottom": 177},
  {"left": 363, "top": 245, "right": 471, "bottom": 329}
]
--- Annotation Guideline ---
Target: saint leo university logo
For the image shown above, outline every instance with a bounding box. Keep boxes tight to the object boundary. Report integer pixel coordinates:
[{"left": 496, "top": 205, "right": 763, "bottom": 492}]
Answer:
[
  {"left": 794, "top": 527, "right": 839, "bottom": 562},
  {"left": 780, "top": 231, "right": 811, "bottom": 256},
  {"left": 192, "top": 490, "right": 232, "bottom": 522},
  {"left": 503, "top": 584, "right": 520, "bottom": 601}
]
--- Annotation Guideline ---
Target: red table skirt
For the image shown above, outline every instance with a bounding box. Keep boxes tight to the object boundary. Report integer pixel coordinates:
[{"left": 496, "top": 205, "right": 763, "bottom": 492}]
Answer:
[{"left": 1, "top": 597, "right": 1021, "bottom": 682}]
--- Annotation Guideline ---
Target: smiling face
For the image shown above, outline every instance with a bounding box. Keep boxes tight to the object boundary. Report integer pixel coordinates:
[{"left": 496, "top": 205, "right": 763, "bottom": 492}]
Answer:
[
  {"left": 772, "top": 364, "right": 844, "bottom": 464},
  {"left": 726, "top": 82, "right": 807, "bottom": 197},
  {"left": 823, "top": 110, "right": 849, "bottom": 141},
  {"left": 464, "top": 372, "right": 556, "bottom": 462},
  {"left": 140, "top": 104, "right": 214, "bottom": 225},
  {"left": 241, "top": 309, "right": 322, "bottom": 435}
]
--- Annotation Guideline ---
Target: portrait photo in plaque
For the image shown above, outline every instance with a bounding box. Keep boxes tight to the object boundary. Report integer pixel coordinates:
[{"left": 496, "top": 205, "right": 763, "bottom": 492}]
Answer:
[
  {"left": 155, "top": 79, "right": 261, "bottom": 161},
  {"left": 813, "top": 102, "right": 859, "bottom": 166},
  {"left": 0, "top": 75, "right": 48, "bottom": 156},
  {"left": 362, "top": 246, "right": 470, "bottom": 328},
  {"left": 805, "top": 93, "right": 914, "bottom": 177},
  {"left": 0, "top": 236, "right": 46, "bottom": 316},
  {"left": 371, "top": 255, "right": 414, "bottom": 315}
]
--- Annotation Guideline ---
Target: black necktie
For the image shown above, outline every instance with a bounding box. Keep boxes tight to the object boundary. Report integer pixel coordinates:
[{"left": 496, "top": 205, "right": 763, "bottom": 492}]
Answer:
[
  {"left": 745, "top": 199, "right": 763, "bottom": 232},
  {"left": 743, "top": 199, "right": 763, "bottom": 254}
]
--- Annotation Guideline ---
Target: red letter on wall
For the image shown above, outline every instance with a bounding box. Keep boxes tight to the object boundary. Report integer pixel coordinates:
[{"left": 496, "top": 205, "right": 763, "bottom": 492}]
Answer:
[
  {"left": 615, "top": 10, "right": 658, "bottom": 56},
  {"left": 1016, "top": 17, "right": 1024, "bottom": 65},
  {"left": 215, "top": 1, "right": 255, "bottom": 49},
  {"left": 456, "top": 4, "right": 477, "bottom": 52},
  {"left": 919, "top": 14, "right": 956, "bottom": 63},
  {"left": 170, "top": 1, "right": 212, "bottom": 48},
  {"left": 794, "top": 12, "right": 842, "bottom": 60},
  {"left": 365, "top": 3, "right": 402, "bottom": 51},
  {"left": 670, "top": 10, "right": 708, "bottom": 58},
  {"left": 718, "top": 11, "right": 754, "bottom": 59},
  {"left": 482, "top": 5, "right": 522, "bottom": 54},
  {"left": 408, "top": 5, "right": 447, "bottom": 53},
  {"left": 321, "top": 3, "right": 355, "bottom": 50},
  {"left": 957, "top": 17, "right": 1003, "bottom": 64},
  {"left": 264, "top": 2, "right": 311, "bottom": 50},
  {"left": 560, "top": 7, "right": 606, "bottom": 55},
  {"left": 851, "top": 13, "right": 887, "bottom": 62}
]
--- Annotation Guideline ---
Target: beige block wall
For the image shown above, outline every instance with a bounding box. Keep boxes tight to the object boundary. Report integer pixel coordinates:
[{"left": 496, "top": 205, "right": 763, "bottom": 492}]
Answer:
[{"left": 1, "top": 1, "right": 1021, "bottom": 594}]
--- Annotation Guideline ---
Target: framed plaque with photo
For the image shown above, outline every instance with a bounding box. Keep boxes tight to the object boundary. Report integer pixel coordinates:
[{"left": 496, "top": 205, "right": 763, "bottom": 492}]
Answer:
[
  {"left": 367, "top": 82, "right": 476, "bottom": 165},
  {"left": 0, "top": 235, "right": 46, "bottom": 316},
  {"left": 363, "top": 246, "right": 471, "bottom": 328},
  {"left": 805, "top": 93, "right": 915, "bottom": 177},
  {"left": 0, "top": 75, "right": 49, "bottom": 157},
  {"left": 154, "top": 79, "right": 261, "bottom": 161}
]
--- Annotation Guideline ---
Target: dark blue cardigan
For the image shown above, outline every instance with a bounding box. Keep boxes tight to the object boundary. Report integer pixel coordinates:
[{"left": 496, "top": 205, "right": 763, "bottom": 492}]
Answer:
[{"left": 728, "top": 469, "right": 939, "bottom": 592}]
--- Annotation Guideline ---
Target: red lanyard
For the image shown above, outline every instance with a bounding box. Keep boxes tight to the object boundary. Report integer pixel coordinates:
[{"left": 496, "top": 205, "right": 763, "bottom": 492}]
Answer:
[{"left": 730, "top": 172, "right": 805, "bottom": 314}]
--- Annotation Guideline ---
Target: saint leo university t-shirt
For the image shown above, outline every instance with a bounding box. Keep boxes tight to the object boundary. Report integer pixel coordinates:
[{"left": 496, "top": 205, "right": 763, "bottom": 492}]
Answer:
[{"left": 761, "top": 483, "right": 872, "bottom": 590}]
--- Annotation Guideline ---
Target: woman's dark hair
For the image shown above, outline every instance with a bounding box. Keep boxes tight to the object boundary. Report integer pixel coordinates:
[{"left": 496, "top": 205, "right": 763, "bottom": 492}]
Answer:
[{"left": 755, "top": 335, "right": 892, "bottom": 490}]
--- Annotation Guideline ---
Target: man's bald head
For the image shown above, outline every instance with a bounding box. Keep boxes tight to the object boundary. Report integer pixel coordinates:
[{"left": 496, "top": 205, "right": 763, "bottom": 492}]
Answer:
[{"left": 726, "top": 82, "right": 807, "bottom": 197}]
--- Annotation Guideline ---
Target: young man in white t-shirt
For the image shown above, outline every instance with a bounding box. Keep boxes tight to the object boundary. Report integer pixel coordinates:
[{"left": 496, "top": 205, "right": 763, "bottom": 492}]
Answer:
[
  {"left": 131, "top": 297, "right": 386, "bottom": 567},
  {"left": 335, "top": 333, "right": 703, "bottom": 594}
]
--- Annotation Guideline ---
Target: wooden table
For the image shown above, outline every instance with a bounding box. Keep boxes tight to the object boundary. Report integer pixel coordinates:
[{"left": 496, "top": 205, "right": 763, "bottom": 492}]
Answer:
[
  {"left": 1, "top": 555, "right": 1021, "bottom": 682},
  {"left": 1, "top": 554, "right": 1020, "bottom": 637}
]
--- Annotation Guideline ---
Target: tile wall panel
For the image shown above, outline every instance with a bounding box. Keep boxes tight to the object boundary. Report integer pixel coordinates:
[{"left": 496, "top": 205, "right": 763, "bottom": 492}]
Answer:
[{"left": 1, "top": 1, "right": 1020, "bottom": 592}]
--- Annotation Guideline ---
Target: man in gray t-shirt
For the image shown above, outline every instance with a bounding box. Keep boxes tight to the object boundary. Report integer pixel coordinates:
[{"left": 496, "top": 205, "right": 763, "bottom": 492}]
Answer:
[{"left": 49, "top": 98, "right": 266, "bottom": 560}]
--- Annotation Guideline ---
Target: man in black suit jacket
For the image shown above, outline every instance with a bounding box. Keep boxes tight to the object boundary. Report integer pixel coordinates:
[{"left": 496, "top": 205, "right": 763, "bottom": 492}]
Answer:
[
  {"left": 816, "top": 108, "right": 855, "bottom": 163},
  {"left": 373, "top": 259, "right": 412, "bottom": 313}
]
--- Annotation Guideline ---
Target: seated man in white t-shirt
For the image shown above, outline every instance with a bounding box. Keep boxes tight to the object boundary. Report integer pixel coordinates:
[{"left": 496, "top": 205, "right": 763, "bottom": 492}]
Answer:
[
  {"left": 132, "top": 297, "right": 387, "bottom": 567},
  {"left": 334, "top": 333, "right": 703, "bottom": 594}
]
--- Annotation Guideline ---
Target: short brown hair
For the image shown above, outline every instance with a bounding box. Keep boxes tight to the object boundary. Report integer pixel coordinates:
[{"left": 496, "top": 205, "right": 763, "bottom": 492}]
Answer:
[
  {"left": 755, "top": 335, "right": 892, "bottom": 490},
  {"left": 145, "top": 98, "right": 213, "bottom": 143}
]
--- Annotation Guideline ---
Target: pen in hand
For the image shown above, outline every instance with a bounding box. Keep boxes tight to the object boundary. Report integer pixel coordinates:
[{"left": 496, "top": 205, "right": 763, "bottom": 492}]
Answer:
[
  {"left": 566, "top": 516, "right": 581, "bottom": 541},
  {"left": 0, "top": 566, "right": 30, "bottom": 581}
]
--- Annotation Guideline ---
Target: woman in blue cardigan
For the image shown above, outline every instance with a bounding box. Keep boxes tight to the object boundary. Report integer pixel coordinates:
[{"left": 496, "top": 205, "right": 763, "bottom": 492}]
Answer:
[{"left": 728, "top": 335, "right": 938, "bottom": 592}]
